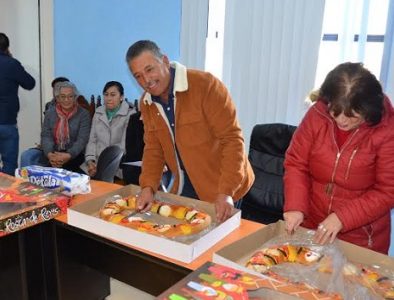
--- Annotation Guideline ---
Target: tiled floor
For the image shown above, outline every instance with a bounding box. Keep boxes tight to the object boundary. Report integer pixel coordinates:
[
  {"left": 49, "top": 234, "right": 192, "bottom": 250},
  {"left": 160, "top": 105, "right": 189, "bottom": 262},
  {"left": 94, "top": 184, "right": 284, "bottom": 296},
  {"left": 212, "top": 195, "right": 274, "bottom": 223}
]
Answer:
[{"left": 106, "top": 278, "right": 155, "bottom": 300}]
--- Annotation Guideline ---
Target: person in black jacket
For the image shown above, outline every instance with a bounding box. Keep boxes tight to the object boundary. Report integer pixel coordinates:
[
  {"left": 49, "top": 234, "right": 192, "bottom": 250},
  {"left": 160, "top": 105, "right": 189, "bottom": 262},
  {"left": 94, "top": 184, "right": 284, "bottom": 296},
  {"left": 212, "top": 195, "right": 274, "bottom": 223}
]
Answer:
[
  {"left": 0, "top": 33, "right": 35, "bottom": 175},
  {"left": 122, "top": 109, "right": 172, "bottom": 188},
  {"left": 122, "top": 111, "right": 145, "bottom": 185}
]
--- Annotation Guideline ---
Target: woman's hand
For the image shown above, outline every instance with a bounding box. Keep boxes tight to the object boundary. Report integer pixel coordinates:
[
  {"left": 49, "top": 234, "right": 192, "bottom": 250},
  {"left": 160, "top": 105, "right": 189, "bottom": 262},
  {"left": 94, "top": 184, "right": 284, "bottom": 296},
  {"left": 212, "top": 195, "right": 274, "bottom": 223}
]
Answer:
[
  {"left": 47, "top": 152, "right": 56, "bottom": 164},
  {"left": 87, "top": 161, "right": 97, "bottom": 177},
  {"left": 47, "top": 152, "right": 62, "bottom": 168},
  {"left": 55, "top": 152, "right": 71, "bottom": 166},
  {"left": 48, "top": 152, "right": 71, "bottom": 168},
  {"left": 284, "top": 211, "right": 304, "bottom": 234},
  {"left": 314, "top": 213, "right": 343, "bottom": 244}
]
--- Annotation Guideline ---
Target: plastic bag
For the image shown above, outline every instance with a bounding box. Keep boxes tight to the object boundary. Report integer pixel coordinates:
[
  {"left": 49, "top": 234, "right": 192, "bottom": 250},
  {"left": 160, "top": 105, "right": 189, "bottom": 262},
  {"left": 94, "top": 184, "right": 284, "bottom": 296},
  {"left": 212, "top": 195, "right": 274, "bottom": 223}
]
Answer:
[
  {"left": 246, "top": 230, "right": 393, "bottom": 299},
  {"left": 15, "top": 165, "right": 91, "bottom": 196}
]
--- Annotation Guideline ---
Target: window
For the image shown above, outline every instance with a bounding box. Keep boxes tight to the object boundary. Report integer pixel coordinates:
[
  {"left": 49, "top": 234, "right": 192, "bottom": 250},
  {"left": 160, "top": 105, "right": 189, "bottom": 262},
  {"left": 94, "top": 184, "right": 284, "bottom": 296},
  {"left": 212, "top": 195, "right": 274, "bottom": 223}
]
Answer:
[
  {"left": 205, "top": 0, "right": 225, "bottom": 79},
  {"left": 314, "top": 0, "right": 390, "bottom": 88}
]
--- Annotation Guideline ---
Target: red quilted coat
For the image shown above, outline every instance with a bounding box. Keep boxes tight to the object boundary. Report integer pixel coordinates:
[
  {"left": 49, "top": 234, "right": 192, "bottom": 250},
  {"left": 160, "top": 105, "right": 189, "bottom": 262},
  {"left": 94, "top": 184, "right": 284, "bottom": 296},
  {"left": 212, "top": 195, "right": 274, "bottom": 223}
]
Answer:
[{"left": 284, "top": 97, "right": 394, "bottom": 254}]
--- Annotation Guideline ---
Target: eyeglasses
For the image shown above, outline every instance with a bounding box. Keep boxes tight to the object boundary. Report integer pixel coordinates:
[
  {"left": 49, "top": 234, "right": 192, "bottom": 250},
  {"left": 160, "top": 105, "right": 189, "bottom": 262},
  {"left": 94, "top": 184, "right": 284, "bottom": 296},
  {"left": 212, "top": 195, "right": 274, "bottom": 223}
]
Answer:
[{"left": 58, "top": 94, "right": 75, "bottom": 101}]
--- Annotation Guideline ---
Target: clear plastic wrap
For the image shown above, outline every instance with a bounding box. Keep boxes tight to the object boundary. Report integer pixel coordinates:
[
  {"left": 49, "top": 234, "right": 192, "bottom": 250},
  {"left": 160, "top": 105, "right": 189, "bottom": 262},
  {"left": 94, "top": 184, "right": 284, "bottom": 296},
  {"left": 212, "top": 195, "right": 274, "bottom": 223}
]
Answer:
[
  {"left": 15, "top": 165, "right": 91, "bottom": 196},
  {"left": 245, "top": 230, "right": 394, "bottom": 299},
  {"left": 98, "top": 193, "right": 214, "bottom": 242}
]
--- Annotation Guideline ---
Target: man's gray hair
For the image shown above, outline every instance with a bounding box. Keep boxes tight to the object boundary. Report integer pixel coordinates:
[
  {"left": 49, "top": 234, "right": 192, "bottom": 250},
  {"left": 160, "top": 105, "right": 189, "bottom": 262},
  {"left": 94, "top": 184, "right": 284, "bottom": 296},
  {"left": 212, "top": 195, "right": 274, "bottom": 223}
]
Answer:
[
  {"left": 125, "top": 40, "right": 164, "bottom": 62},
  {"left": 54, "top": 81, "right": 79, "bottom": 98}
]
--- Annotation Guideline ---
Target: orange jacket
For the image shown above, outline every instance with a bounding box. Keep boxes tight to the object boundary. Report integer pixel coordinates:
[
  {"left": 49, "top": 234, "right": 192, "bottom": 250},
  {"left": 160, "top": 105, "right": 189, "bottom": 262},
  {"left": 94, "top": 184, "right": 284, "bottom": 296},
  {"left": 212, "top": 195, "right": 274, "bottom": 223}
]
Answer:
[{"left": 139, "top": 62, "right": 254, "bottom": 203}]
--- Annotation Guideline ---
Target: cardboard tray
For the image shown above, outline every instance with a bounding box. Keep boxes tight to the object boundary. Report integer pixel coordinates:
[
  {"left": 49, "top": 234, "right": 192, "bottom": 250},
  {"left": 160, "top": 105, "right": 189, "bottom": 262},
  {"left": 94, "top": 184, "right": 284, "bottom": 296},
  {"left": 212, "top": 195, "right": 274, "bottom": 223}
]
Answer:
[
  {"left": 67, "top": 184, "right": 241, "bottom": 263},
  {"left": 213, "top": 221, "right": 394, "bottom": 299},
  {"left": 0, "top": 173, "right": 70, "bottom": 237},
  {"left": 213, "top": 221, "right": 394, "bottom": 274}
]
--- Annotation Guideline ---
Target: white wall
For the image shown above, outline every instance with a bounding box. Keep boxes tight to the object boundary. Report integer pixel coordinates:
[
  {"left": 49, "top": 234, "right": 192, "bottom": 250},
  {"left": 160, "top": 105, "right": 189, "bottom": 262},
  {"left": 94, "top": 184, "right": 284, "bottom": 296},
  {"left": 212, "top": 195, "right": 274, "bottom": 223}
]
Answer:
[
  {"left": 0, "top": 0, "right": 54, "bottom": 160},
  {"left": 0, "top": 0, "right": 41, "bottom": 156},
  {"left": 40, "top": 0, "right": 55, "bottom": 105}
]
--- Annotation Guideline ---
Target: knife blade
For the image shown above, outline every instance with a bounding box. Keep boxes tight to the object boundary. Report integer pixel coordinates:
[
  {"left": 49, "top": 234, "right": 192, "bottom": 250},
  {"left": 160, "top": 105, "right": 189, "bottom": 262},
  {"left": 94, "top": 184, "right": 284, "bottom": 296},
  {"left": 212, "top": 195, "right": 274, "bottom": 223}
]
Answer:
[{"left": 124, "top": 210, "right": 140, "bottom": 219}]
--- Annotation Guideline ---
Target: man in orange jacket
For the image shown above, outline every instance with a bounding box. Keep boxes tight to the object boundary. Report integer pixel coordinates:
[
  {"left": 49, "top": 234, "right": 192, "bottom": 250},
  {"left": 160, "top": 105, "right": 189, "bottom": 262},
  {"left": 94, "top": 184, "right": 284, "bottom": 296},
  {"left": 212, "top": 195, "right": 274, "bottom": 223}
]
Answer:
[{"left": 126, "top": 40, "right": 254, "bottom": 222}]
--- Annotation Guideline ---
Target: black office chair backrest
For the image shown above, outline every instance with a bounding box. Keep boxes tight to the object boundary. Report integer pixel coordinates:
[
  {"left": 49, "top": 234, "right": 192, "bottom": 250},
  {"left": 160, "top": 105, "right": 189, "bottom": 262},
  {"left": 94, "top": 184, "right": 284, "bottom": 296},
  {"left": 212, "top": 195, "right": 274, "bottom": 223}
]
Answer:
[
  {"left": 241, "top": 123, "right": 297, "bottom": 224},
  {"left": 94, "top": 145, "right": 124, "bottom": 183},
  {"left": 122, "top": 112, "right": 145, "bottom": 185}
]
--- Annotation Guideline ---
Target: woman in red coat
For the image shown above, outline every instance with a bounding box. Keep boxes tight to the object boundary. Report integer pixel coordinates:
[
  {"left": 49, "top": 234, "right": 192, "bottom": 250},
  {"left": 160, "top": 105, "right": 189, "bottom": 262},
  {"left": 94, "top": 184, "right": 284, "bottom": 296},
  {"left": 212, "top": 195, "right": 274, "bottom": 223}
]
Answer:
[{"left": 284, "top": 62, "right": 394, "bottom": 254}]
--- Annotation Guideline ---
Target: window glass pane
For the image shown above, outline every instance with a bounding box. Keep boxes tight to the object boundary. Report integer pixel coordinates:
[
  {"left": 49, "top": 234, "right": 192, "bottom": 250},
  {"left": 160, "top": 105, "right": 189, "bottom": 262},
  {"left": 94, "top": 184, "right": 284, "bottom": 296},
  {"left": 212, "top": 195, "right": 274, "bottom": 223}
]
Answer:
[
  {"left": 322, "top": 0, "right": 342, "bottom": 33},
  {"left": 314, "top": 0, "right": 389, "bottom": 88},
  {"left": 364, "top": 42, "right": 385, "bottom": 76},
  {"left": 367, "top": 0, "right": 389, "bottom": 33}
]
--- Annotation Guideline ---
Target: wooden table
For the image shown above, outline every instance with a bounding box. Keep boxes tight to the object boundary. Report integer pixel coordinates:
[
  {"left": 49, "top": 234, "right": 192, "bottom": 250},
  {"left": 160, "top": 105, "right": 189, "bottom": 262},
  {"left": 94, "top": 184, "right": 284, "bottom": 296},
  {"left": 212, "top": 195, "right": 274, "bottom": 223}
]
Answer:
[{"left": 51, "top": 181, "right": 263, "bottom": 298}]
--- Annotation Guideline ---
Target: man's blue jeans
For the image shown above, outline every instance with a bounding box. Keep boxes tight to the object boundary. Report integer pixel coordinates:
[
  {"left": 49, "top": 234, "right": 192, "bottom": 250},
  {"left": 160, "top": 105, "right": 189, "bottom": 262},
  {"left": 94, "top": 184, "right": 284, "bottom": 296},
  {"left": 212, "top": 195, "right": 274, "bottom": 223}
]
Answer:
[{"left": 0, "top": 124, "right": 19, "bottom": 176}]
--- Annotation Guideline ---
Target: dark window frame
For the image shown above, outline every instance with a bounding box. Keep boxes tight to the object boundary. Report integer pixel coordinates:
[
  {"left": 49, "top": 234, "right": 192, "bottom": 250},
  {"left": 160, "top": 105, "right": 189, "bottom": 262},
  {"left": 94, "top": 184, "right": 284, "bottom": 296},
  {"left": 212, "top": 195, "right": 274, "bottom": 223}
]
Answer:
[{"left": 322, "top": 34, "right": 384, "bottom": 42}]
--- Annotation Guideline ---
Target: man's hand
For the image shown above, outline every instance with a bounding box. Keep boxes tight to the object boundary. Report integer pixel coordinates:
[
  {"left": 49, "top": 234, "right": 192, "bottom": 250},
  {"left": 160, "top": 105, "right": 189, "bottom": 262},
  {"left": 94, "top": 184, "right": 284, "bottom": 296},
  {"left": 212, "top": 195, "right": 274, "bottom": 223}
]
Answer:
[
  {"left": 137, "top": 187, "right": 155, "bottom": 212},
  {"left": 87, "top": 161, "right": 97, "bottom": 177},
  {"left": 314, "top": 213, "right": 343, "bottom": 244},
  {"left": 214, "top": 194, "right": 234, "bottom": 223},
  {"left": 283, "top": 211, "right": 304, "bottom": 234}
]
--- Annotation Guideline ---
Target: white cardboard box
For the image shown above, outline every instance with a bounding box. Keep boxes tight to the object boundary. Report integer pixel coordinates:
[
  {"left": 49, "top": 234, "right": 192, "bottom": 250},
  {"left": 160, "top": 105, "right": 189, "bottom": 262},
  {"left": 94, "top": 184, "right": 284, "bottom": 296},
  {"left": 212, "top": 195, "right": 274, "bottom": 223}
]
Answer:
[
  {"left": 67, "top": 184, "right": 241, "bottom": 263},
  {"left": 213, "top": 220, "right": 394, "bottom": 277}
]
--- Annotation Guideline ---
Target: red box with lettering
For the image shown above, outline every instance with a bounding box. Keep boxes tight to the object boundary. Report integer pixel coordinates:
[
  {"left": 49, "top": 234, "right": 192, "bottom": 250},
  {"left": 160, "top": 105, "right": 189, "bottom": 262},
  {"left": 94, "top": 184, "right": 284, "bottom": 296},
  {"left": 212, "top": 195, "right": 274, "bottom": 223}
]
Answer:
[{"left": 0, "top": 172, "right": 70, "bottom": 236}]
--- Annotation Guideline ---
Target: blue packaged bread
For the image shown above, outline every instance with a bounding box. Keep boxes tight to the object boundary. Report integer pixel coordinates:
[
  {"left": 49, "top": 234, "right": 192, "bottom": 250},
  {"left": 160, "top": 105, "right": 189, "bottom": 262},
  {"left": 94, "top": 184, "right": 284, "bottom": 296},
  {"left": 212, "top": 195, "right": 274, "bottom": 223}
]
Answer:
[{"left": 15, "top": 166, "right": 91, "bottom": 196}]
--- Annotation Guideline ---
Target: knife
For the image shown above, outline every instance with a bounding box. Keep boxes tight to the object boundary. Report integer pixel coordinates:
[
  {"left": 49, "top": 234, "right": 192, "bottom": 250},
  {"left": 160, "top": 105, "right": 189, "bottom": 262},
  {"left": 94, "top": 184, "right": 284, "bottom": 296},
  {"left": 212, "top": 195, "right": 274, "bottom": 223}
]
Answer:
[{"left": 125, "top": 210, "right": 140, "bottom": 219}]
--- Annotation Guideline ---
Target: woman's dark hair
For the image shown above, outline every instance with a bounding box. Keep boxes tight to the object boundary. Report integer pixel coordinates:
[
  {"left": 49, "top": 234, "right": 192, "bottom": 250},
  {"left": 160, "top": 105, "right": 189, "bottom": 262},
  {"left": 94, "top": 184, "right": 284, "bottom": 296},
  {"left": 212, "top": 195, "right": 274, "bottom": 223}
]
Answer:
[
  {"left": 0, "top": 33, "right": 10, "bottom": 52},
  {"left": 103, "top": 81, "right": 124, "bottom": 96},
  {"left": 319, "top": 62, "right": 384, "bottom": 125}
]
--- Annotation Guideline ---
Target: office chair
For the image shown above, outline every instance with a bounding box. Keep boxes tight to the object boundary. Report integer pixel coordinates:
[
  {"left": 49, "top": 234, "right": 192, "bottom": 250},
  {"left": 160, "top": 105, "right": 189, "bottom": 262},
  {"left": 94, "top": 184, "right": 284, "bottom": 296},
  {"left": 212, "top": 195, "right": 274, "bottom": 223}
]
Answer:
[{"left": 241, "top": 123, "right": 297, "bottom": 224}]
